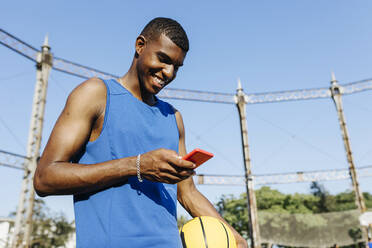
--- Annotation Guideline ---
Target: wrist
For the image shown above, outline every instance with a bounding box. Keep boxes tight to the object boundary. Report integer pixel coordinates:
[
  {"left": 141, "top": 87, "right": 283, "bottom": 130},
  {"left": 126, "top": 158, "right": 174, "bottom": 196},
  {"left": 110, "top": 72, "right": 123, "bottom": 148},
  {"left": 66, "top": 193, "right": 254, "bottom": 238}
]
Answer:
[{"left": 118, "top": 157, "right": 138, "bottom": 178}]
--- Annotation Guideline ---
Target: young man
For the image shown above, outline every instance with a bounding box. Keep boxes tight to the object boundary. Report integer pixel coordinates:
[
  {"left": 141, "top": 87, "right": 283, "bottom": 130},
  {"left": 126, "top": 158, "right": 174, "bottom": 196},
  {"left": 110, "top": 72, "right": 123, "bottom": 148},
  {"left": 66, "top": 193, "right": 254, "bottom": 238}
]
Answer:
[{"left": 34, "top": 17, "right": 248, "bottom": 248}]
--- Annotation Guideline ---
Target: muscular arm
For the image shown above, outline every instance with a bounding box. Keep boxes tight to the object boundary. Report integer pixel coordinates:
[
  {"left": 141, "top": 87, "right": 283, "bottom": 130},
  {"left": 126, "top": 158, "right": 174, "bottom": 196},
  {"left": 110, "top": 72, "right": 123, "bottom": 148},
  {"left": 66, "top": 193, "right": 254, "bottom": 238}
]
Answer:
[
  {"left": 34, "top": 78, "right": 137, "bottom": 196},
  {"left": 34, "top": 78, "right": 195, "bottom": 197},
  {"left": 175, "top": 110, "right": 248, "bottom": 248}
]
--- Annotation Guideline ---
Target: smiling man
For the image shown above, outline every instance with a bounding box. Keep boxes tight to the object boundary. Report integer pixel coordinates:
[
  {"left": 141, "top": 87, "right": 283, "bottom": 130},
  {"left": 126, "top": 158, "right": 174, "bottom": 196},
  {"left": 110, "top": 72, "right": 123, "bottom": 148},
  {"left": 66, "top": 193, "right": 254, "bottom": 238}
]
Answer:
[{"left": 34, "top": 17, "right": 247, "bottom": 248}]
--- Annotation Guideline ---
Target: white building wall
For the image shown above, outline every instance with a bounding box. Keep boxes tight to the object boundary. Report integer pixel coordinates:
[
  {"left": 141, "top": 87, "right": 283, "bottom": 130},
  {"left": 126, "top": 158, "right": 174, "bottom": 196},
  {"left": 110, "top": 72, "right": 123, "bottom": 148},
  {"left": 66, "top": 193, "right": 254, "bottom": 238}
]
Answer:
[{"left": 0, "top": 221, "right": 10, "bottom": 248}]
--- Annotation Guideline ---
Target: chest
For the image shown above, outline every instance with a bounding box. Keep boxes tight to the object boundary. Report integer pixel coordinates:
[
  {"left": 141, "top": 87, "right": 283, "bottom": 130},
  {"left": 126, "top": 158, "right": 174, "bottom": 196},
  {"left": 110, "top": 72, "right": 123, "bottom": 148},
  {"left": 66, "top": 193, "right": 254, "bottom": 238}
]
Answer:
[{"left": 106, "top": 95, "right": 179, "bottom": 155}]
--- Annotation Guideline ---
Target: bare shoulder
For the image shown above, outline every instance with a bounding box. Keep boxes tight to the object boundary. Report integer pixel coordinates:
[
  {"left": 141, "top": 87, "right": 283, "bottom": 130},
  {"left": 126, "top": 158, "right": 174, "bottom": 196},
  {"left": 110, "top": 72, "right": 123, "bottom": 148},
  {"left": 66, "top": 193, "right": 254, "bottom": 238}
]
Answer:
[
  {"left": 68, "top": 77, "right": 106, "bottom": 101},
  {"left": 65, "top": 77, "right": 106, "bottom": 115}
]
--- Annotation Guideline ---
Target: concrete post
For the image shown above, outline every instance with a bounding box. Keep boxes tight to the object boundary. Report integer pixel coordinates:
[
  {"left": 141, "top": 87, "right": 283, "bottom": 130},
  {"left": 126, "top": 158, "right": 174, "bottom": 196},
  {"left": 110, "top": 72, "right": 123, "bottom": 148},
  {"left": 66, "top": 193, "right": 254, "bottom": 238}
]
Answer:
[
  {"left": 330, "top": 72, "right": 368, "bottom": 246},
  {"left": 11, "top": 35, "right": 52, "bottom": 248},
  {"left": 235, "top": 79, "right": 261, "bottom": 248}
]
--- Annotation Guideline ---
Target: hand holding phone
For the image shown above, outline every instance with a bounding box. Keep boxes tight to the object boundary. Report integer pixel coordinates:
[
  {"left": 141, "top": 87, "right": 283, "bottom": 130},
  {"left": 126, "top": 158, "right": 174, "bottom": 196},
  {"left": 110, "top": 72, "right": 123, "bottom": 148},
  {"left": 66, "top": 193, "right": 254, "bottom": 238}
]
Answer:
[{"left": 182, "top": 148, "right": 214, "bottom": 168}]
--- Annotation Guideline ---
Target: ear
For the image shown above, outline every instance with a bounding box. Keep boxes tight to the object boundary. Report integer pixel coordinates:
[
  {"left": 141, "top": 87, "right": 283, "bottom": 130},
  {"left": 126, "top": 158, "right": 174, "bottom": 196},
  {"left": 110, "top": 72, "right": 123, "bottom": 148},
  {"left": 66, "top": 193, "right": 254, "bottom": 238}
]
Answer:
[{"left": 135, "top": 35, "right": 147, "bottom": 56}]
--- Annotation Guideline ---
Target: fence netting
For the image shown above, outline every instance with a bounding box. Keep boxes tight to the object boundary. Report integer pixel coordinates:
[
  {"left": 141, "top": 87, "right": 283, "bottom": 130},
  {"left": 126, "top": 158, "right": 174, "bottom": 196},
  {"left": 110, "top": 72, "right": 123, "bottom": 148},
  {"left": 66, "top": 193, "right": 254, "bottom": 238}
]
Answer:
[{"left": 259, "top": 209, "right": 366, "bottom": 247}]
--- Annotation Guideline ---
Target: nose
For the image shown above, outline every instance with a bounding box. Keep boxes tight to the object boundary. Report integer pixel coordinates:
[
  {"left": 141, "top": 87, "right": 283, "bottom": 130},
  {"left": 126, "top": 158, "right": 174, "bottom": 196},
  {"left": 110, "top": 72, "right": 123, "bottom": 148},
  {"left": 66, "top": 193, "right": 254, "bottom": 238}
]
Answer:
[{"left": 162, "top": 64, "right": 175, "bottom": 81}]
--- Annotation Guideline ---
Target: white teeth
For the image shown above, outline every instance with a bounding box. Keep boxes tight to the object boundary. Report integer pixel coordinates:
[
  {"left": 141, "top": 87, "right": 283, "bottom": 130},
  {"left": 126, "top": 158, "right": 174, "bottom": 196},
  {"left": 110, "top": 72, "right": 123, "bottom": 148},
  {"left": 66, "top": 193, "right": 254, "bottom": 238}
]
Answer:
[{"left": 154, "top": 76, "right": 165, "bottom": 86}]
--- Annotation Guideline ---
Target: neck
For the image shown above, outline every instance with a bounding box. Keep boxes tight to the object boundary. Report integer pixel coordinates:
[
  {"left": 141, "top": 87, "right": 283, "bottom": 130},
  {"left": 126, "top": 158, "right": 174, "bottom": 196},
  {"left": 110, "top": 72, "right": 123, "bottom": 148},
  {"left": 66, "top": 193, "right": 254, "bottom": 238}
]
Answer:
[{"left": 118, "top": 60, "right": 156, "bottom": 106}]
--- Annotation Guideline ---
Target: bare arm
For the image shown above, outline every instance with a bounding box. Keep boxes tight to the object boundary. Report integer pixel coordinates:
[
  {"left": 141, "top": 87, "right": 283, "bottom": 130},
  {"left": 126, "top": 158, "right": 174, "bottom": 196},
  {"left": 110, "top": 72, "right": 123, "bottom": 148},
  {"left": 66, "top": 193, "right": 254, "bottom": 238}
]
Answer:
[
  {"left": 175, "top": 110, "right": 248, "bottom": 248},
  {"left": 34, "top": 78, "right": 195, "bottom": 197}
]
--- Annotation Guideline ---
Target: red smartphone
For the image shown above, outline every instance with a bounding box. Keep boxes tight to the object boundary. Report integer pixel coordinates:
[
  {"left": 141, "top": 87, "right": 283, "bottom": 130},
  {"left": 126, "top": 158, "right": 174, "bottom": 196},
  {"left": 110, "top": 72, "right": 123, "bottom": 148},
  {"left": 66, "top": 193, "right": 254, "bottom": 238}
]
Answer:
[{"left": 182, "top": 148, "right": 214, "bottom": 167}]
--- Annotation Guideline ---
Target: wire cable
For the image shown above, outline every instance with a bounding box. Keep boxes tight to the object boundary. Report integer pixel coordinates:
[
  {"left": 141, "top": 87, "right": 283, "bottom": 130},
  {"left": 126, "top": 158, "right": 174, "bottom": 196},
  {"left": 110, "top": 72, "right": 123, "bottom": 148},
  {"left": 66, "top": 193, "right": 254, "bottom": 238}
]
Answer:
[
  {"left": 49, "top": 74, "right": 69, "bottom": 95},
  {"left": 188, "top": 129, "right": 241, "bottom": 170},
  {"left": 0, "top": 163, "right": 24, "bottom": 170},
  {"left": 257, "top": 113, "right": 320, "bottom": 168},
  {"left": 248, "top": 109, "right": 345, "bottom": 164},
  {"left": 0, "top": 116, "right": 25, "bottom": 151},
  {"left": 198, "top": 109, "right": 236, "bottom": 136},
  {"left": 0, "top": 71, "right": 33, "bottom": 82}
]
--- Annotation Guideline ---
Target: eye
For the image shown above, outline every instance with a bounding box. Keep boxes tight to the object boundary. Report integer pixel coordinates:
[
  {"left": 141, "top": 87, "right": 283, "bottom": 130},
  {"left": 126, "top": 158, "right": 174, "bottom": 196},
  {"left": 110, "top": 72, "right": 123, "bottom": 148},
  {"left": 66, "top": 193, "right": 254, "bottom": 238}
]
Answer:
[
  {"left": 157, "top": 53, "right": 172, "bottom": 65},
  {"left": 158, "top": 55, "right": 165, "bottom": 62}
]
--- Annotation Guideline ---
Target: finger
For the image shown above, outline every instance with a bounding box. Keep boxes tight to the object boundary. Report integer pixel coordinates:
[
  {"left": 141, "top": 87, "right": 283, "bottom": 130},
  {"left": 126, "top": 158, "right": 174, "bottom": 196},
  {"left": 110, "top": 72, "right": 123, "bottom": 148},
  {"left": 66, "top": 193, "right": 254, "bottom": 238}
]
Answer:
[
  {"left": 167, "top": 154, "right": 195, "bottom": 169},
  {"left": 159, "top": 169, "right": 195, "bottom": 183},
  {"left": 169, "top": 162, "right": 193, "bottom": 173},
  {"left": 145, "top": 170, "right": 183, "bottom": 184},
  {"left": 160, "top": 162, "right": 195, "bottom": 178},
  {"left": 159, "top": 149, "right": 195, "bottom": 168},
  {"left": 174, "top": 167, "right": 195, "bottom": 177},
  {"left": 176, "top": 169, "right": 195, "bottom": 179},
  {"left": 158, "top": 172, "right": 186, "bottom": 184}
]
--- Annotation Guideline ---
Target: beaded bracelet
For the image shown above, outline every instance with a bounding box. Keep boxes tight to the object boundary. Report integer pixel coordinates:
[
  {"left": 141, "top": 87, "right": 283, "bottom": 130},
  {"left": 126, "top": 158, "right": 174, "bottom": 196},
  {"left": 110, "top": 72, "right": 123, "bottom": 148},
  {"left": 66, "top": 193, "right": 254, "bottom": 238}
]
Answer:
[{"left": 136, "top": 154, "right": 143, "bottom": 182}]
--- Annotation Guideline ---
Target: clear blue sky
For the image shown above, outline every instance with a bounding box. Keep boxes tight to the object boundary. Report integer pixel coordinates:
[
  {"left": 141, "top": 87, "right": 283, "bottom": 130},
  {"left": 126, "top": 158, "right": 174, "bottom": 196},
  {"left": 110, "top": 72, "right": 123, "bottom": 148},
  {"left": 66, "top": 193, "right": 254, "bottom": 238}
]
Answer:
[{"left": 1, "top": 1, "right": 372, "bottom": 221}]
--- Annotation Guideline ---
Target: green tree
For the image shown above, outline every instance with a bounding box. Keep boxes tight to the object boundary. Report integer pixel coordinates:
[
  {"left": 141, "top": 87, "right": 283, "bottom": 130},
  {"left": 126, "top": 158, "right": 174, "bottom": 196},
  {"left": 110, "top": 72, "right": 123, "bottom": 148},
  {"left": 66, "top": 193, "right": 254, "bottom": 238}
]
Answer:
[
  {"left": 216, "top": 193, "right": 250, "bottom": 238},
  {"left": 10, "top": 199, "right": 74, "bottom": 248},
  {"left": 215, "top": 184, "right": 371, "bottom": 248}
]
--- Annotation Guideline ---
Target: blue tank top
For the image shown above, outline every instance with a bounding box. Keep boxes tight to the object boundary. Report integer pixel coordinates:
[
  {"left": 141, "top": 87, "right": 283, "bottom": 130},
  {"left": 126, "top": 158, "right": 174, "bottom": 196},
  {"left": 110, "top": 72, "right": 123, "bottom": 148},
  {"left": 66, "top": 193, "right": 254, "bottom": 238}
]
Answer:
[{"left": 73, "top": 79, "right": 182, "bottom": 248}]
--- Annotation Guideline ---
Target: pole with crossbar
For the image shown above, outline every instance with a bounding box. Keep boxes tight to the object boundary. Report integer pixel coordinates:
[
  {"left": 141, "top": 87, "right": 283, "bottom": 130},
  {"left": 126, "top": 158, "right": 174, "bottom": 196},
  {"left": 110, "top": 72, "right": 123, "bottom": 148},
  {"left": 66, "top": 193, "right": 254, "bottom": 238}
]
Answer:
[
  {"left": 11, "top": 35, "right": 52, "bottom": 248},
  {"left": 235, "top": 79, "right": 261, "bottom": 248},
  {"left": 330, "top": 72, "right": 368, "bottom": 246}
]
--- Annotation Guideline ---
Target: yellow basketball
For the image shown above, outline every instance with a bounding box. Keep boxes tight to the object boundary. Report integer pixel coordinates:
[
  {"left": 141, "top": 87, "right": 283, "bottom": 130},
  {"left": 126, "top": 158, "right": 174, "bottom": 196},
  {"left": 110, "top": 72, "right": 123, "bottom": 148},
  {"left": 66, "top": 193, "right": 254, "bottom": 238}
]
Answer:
[{"left": 179, "top": 216, "right": 237, "bottom": 248}]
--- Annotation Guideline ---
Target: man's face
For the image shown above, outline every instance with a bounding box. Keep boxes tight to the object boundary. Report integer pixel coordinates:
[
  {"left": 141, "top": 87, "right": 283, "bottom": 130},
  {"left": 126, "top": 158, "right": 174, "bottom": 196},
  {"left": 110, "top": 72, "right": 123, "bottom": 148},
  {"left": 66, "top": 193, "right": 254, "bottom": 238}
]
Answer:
[{"left": 136, "top": 34, "right": 186, "bottom": 95}]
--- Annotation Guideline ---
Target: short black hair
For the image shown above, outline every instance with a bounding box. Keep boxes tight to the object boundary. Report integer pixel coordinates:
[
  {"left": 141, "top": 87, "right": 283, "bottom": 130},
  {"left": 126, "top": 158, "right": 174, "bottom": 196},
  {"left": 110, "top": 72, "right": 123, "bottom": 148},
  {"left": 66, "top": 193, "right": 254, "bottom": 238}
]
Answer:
[{"left": 140, "top": 17, "right": 189, "bottom": 52}]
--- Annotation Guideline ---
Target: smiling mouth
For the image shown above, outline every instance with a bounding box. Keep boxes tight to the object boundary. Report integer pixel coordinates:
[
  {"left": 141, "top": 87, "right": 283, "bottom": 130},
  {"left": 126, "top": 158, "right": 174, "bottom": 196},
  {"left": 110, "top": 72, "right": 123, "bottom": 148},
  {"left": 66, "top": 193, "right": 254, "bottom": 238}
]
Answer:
[{"left": 152, "top": 75, "right": 166, "bottom": 88}]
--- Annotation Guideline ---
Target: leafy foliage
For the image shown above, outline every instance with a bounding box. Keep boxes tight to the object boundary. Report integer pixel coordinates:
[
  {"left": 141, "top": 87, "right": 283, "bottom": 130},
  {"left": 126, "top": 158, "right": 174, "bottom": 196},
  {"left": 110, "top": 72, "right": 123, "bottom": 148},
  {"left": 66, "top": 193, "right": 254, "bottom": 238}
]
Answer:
[
  {"left": 215, "top": 183, "right": 372, "bottom": 248},
  {"left": 10, "top": 199, "right": 74, "bottom": 248}
]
